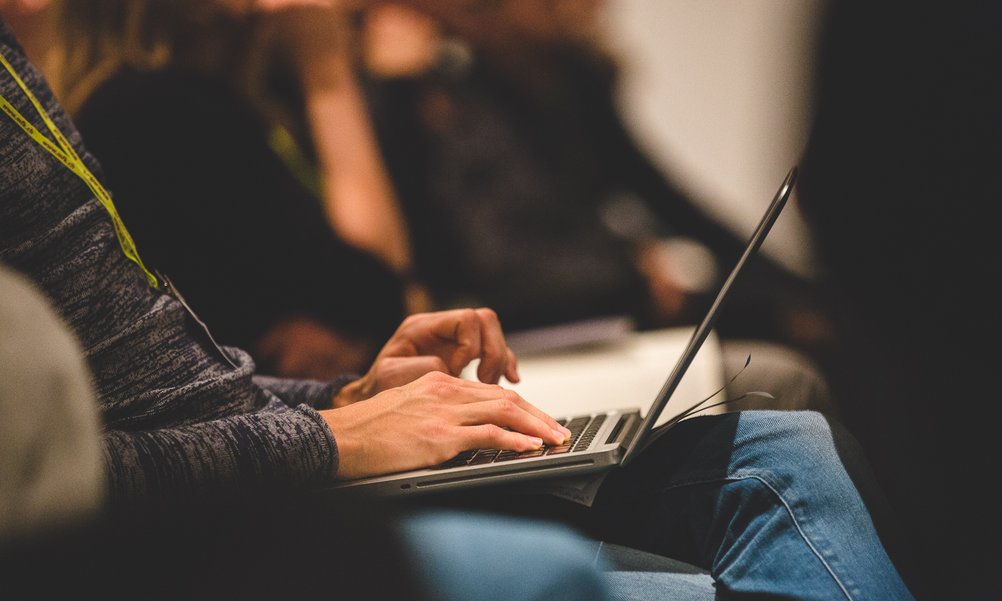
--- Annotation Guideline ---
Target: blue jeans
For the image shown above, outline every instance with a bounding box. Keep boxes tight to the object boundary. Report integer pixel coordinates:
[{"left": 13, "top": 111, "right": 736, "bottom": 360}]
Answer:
[{"left": 399, "top": 411, "right": 915, "bottom": 600}]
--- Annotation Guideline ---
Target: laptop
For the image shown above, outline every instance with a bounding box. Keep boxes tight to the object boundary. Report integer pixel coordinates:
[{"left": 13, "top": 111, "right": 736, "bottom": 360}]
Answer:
[{"left": 331, "top": 166, "right": 798, "bottom": 497}]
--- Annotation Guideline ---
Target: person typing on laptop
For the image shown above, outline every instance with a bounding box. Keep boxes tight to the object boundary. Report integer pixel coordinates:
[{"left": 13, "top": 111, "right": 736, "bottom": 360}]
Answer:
[{"left": 0, "top": 13, "right": 914, "bottom": 600}]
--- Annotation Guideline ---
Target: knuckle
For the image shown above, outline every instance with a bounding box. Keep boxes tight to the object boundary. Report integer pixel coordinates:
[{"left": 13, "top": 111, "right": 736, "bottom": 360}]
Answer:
[
  {"left": 494, "top": 397, "right": 516, "bottom": 415},
  {"left": 501, "top": 388, "right": 523, "bottom": 404},
  {"left": 478, "top": 423, "right": 505, "bottom": 442},
  {"left": 425, "top": 370, "right": 451, "bottom": 383},
  {"left": 457, "top": 308, "right": 479, "bottom": 325},
  {"left": 418, "top": 370, "right": 453, "bottom": 392},
  {"left": 400, "top": 313, "right": 423, "bottom": 329},
  {"left": 477, "top": 307, "right": 499, "bottom": 323}
]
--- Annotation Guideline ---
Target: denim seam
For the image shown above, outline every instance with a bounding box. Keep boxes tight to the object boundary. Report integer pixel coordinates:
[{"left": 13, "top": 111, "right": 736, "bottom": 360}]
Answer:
[{"left": 660, "top": 474, "right": 855, "bottom": 601}]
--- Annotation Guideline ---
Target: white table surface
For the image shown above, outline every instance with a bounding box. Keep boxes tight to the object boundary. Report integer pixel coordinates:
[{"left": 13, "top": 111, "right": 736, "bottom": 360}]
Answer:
[{"left": 464, "top": 326, "right": 727, "bottom": 428}]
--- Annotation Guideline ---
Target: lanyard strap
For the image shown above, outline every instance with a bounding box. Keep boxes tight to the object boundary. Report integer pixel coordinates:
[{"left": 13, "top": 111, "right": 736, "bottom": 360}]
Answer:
[
  {"left": 267, "top": 124, "right": 324, "bottom": 201},
  {"left": 0, "top": 51, "right": 159, "bottom": 289}
]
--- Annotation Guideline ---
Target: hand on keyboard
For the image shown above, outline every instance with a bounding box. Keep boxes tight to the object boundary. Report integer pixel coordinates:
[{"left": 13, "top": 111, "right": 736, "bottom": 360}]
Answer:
[
  {"left": 323, "top": 371, "right": 571, "bottom": 479},
  {"left": 436, "top": 414, "right": 607, "bottom": 469}
]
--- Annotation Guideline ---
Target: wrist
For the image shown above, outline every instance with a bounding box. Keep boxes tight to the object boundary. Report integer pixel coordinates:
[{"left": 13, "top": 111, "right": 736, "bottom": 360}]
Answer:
[{"left": 318, "top": 406, "right": 360, "bottom": 480}]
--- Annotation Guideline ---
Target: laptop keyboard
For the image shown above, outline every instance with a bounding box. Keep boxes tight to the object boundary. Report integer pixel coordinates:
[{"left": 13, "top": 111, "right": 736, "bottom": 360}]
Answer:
[{"left": 433, "top": 414, "right": 607, "bottom": 470}]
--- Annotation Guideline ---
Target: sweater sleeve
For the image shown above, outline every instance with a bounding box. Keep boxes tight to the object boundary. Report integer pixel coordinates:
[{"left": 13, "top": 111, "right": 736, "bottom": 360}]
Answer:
[
  {"left": 253, "top": 373, "right": 359, "bottom": 410},
  {"left": 103, "top": 399, "right": 338, "bottom": 500}
]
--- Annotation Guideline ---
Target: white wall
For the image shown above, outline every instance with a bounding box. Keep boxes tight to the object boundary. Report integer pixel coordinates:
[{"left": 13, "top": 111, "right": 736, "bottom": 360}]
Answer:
[{"left": 600, "top": 0, "right": 828, "bottom": 277}]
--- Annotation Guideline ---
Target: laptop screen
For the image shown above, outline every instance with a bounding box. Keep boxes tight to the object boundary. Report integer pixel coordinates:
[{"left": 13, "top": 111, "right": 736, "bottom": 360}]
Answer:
[{"left": 620, "top": 166, "right": 798, "bottom": 466}]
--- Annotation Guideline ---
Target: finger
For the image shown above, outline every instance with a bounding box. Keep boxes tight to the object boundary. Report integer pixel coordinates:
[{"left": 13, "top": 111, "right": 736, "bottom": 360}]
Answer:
[
  {"left": 506, "top": 390, "right": 572, "bottom": 440},
  {"left": 473, "top": 308, "right": 509, "bottom": 383},
  {"left": 416, "top": 375, "right": 573, "bottom": 440},
  {"left": 504, "top": 347, "right": 519, "bottom": 383},
  {"left": 448, "top": 384, "right": 571, "bottom": 440},
  {"left": 457, "top": 398, "right": 567, "bottom": 446},
  {"left": 392, "top": 310, "right": 483, "bottom": 373},
  {"left": 446, "top": 309, "right": 482, "bottom": 375},
  {"left": 377, "top": 311, "right": 432, "bottom": 357},
  {"left": 398, "top": 308, "right": 474, "bottom": 342},
  {"left": 456, "top": 423, "right": 546, "bottom": 454}
]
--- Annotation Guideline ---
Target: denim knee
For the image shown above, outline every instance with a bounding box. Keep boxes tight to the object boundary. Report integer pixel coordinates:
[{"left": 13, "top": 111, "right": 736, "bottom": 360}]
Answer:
[{"left": 730, "top": 410, "right": 857, "bottom": 478}]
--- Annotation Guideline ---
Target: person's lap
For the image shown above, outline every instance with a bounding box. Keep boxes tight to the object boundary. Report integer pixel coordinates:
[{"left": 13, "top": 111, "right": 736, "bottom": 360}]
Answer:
[
  {"left": 399, "top": 511, "right": 715, "bottom": 601},
  {"left": 399, "top": 410, "right": 914, "bottom": 600},
  {"left": 589, "top": 410, "right": 911, "bottom": 598}
]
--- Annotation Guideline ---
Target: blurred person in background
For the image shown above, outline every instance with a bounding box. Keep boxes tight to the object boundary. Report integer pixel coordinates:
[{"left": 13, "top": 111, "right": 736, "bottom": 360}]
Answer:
[
  {"left": 13, "top": 0, "right": 419, "bottom": 379},
  {"left": 358, "top": 1, "right": 832, "bottom": 348}
]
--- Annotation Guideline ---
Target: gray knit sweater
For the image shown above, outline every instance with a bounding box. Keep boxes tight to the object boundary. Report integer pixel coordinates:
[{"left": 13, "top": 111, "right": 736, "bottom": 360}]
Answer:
[{"left": 0, "top": 22, "right": 345, "bottom": 499}]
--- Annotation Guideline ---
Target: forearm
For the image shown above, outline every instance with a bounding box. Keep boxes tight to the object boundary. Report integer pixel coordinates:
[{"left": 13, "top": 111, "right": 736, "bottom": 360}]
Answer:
[
  {"left": 301, "top": 56, "right": 413, "bottom": 273},
  {"left": 102, "top": 402, "right": 339, "bottom": 500}
]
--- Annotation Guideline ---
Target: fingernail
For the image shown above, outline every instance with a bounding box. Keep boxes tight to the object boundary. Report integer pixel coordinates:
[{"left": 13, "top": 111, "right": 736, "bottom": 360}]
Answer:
[
  {"left": 552, "top": 428, "right": 568, "bottom": 442},
  {"left": 527, "top": 436, "right": 544, "bottom": 448},
  {"left": 560, "top": 425, "right": 572, "bottom": 437}
]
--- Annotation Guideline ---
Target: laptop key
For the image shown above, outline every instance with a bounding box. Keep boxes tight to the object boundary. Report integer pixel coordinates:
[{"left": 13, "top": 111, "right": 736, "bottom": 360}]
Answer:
[
  {"left": 495, "top": 450, "right": 520, "bottom": 462},
  {"left": 432, "top": 414, "right": 601, "bottom": 469},
  {"left": 469, "top": 449, "right": 501, "bottom": 465},
  {"left": 573, "top": 414, "right": 607, "bottom": 451}
]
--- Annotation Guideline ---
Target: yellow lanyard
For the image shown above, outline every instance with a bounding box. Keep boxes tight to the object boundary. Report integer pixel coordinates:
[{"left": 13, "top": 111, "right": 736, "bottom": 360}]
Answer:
[
  {"left": 267, "top": 124, "right": 324, "bottom": 201},
  {"left": 0, "top": 51, "right": 159, "bottom": 289}
]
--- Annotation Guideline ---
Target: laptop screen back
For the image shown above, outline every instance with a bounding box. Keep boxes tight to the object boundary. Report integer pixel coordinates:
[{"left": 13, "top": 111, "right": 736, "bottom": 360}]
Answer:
[{"left": 620, "top": 166, "right": 798, "bottom": 466}]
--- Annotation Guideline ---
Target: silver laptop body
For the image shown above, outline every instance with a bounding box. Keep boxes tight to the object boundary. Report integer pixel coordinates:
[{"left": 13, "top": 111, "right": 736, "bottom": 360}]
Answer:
[{"left": 330, "top": 167, "right": 797, "bottom": 498}]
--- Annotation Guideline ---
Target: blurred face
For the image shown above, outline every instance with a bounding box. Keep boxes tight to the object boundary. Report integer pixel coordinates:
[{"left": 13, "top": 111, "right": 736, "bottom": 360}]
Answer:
[{"left": 362, "top": 4, "right": 441, "bottom": 77}]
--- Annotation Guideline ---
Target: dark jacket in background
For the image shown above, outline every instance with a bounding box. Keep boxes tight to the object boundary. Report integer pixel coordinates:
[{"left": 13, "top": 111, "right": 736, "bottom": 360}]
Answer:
[
  {"left": 75, "top": 68, "right": 407, "bottom": 366},
  {"left": 799, "top": 3, "right": 1002, "bottom": 598}
]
